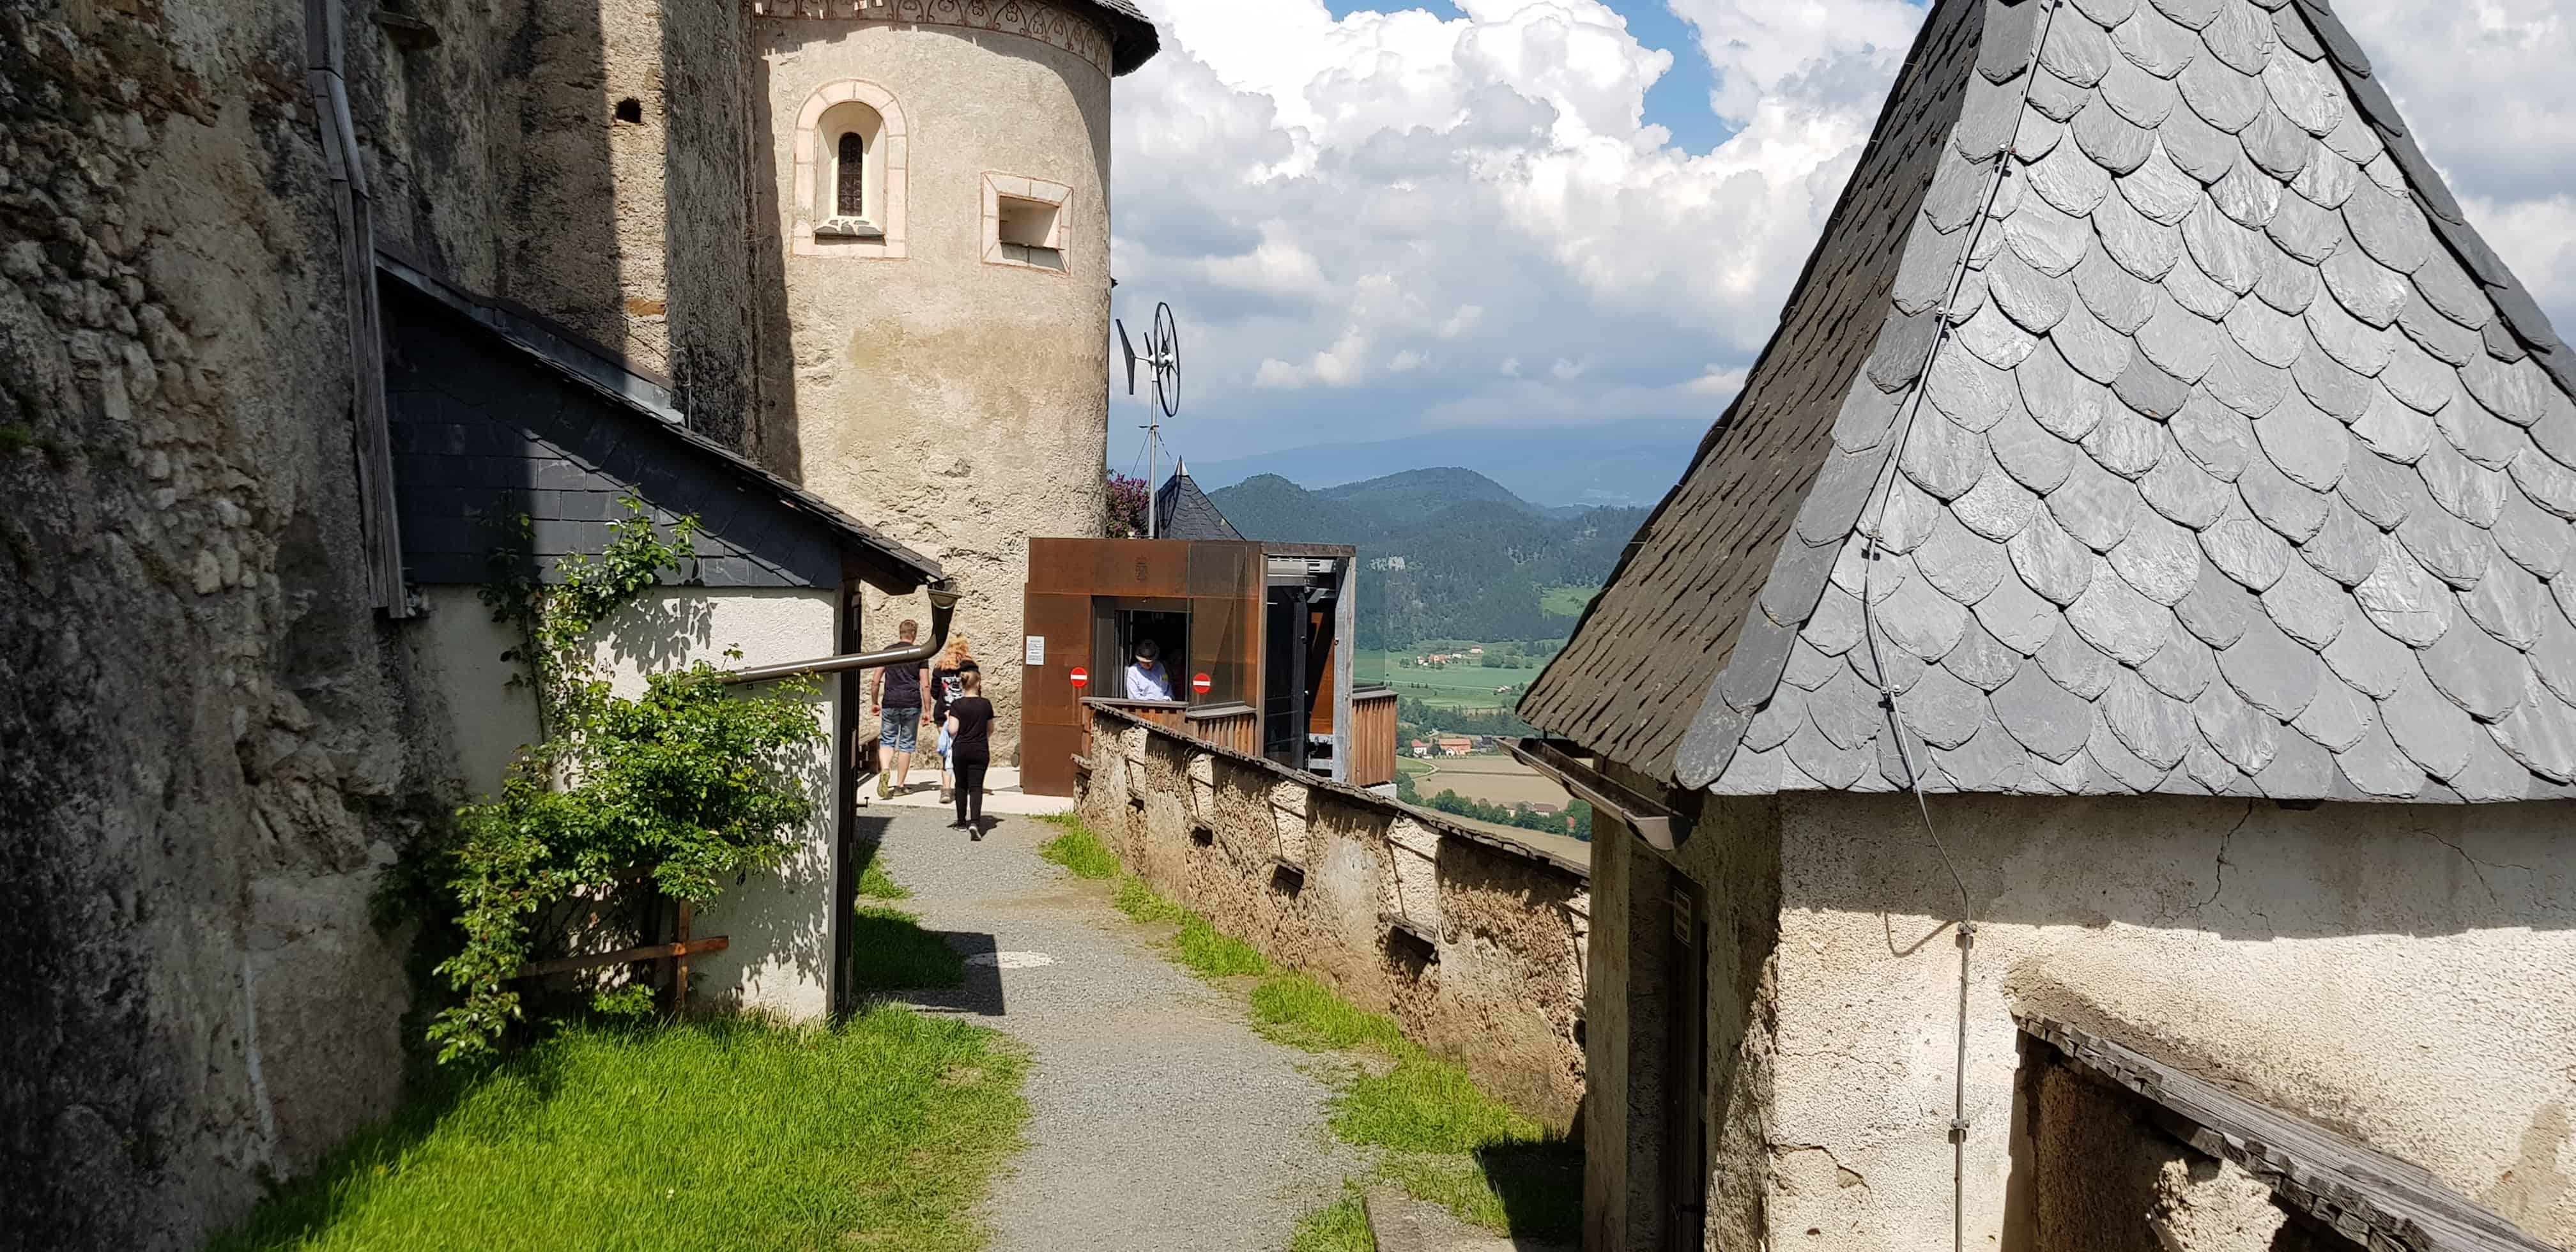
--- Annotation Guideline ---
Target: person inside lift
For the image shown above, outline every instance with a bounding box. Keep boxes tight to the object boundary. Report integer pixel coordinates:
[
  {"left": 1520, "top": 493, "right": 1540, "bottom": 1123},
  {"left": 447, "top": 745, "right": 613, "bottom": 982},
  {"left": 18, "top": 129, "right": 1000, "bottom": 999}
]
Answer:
[{"left": 1124, "top": 637, "right": 1173, "bottom": 701}]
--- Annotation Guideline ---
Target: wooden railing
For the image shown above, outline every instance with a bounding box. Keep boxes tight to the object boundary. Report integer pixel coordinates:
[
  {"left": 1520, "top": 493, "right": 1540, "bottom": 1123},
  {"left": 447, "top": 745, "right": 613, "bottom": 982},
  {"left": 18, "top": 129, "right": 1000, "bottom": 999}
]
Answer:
[
  {"left": 1351, "top": 687, "right": 1398, "bottom": 788},
  {"left": 1080, "top": 698, "right": 1259, "bottom": 760}
]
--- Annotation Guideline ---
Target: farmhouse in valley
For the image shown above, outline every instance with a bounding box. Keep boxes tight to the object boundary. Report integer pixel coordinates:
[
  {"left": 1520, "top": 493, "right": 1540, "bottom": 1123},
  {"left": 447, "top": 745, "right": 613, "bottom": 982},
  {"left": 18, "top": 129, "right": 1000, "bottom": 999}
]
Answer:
[{"left": 1519, "top": 0, "right": 2576, "bottom": 1248}]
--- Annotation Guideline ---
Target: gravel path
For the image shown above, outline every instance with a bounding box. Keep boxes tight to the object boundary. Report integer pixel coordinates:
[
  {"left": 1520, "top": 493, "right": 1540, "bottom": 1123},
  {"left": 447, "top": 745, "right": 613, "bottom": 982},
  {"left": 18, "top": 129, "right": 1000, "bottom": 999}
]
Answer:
[{"left": 860, "top": 809, "right": 1367, "bottom": 1252}]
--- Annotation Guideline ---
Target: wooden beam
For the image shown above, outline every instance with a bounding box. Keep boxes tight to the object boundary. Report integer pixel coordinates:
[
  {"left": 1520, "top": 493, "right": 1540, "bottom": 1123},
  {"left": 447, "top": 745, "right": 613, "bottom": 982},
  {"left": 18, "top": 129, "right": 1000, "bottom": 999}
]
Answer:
[{"left": 512, "top": 936, "right": 728, "bottom": 981}]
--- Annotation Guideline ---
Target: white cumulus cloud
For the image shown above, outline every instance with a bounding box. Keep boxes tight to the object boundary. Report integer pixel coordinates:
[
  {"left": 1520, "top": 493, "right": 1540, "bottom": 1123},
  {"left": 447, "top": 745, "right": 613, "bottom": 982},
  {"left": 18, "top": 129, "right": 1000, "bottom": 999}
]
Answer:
[{"left": 1108, "top": 0, "right": 2576, "bottom": 471}]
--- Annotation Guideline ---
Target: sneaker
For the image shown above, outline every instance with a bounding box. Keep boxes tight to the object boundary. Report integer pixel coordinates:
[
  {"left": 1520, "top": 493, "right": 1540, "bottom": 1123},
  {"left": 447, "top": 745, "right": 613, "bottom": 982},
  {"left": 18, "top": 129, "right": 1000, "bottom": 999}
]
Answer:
[
  {"left": 970, "top": 827, "right": 983, "bottom": 842},
  {"left": 875, "top": 774, "right": 893, "bottom": 800},
  {"left": 939, "top": 786, "right": 953, "bottom": 803}
]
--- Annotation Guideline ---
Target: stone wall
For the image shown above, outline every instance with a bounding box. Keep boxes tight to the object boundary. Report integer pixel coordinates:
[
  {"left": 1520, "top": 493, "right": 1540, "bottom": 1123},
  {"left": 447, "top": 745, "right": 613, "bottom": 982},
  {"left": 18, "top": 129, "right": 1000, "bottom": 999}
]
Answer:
[
  {"left": 0, "top": 6, "right": 424, "bottom": 1247},
  {"left": 0, "top": 1, "right": 772, "bottom": 1246},
  {"left": 2022, "top": 1048, "right": 2349, "bottom": 1252},
  {"left": 1768, "top": 791, "right": 2576, "bottom": 1249},
  {"left": 1076, "top": 708, "right": 1590, "bottom": 1128}
]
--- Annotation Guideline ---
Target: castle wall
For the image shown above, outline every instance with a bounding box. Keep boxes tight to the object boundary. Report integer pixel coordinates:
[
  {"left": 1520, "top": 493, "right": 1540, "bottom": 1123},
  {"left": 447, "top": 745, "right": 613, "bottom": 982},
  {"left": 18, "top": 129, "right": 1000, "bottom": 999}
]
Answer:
[
  {"left": 758, "top": 10, "right": 1119, "bottom": 758},
  {"left": 0, "top": 1, "right": 768, "bottom": 1245},
  {"left": 1078, "top": 709, "right": 1592, "bottom": 1127}
]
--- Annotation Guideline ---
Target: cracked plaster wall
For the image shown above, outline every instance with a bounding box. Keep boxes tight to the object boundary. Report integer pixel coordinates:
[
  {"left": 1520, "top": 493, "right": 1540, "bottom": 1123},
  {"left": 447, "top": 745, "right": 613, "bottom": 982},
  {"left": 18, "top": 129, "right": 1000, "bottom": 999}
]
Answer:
[
  {"left": 760, "top": 18, "right": 1117, "bottom": 762},
  {"left": 1076, "top": 714, "right": 1590, "bottom": 1127},
  {"left": 1766, "top": 790, "right": 2576, "bottom": 1249}
]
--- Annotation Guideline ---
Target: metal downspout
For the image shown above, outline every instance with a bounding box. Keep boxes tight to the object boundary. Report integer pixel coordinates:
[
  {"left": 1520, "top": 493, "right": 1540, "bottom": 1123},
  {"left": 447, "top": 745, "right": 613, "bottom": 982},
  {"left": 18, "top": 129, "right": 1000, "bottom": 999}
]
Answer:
[{"left": 719, "top": 583, "right": 962, "bottom": 685}]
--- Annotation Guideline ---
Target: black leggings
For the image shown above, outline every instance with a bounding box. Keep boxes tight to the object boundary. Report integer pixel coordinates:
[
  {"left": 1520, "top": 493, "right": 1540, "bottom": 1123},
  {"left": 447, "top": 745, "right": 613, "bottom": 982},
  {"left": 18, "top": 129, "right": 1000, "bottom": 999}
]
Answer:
[{"left": 953, "top": 757, "right": 988, "bottom": 825}]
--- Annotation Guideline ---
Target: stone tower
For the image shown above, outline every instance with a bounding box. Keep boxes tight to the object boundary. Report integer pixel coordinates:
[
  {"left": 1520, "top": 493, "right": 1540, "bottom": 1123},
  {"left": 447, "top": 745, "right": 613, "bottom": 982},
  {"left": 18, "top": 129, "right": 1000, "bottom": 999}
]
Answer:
[{"left": 753, "top": 0, "right": 1158, "bottom": 756}]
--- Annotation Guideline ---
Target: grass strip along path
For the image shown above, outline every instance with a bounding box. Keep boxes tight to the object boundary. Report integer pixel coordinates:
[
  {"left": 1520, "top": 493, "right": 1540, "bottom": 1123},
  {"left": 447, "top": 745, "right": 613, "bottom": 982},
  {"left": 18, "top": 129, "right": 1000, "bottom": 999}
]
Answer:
[
  {"left": 217, "top": 850, "right": 1016, "bottom": 1252},
  {"left": 211, "top": 1011, "right": 1025, "bottom": 1252},
  {"left": 1036, "top": 816, "right": 1580, "bottom": 1250}
]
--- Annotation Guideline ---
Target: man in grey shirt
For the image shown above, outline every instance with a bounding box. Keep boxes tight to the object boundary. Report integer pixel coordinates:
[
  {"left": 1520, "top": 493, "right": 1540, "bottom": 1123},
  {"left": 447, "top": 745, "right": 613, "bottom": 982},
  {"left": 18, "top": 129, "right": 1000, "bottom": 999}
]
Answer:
[{"left": 1124, "top": 638, "right": 1173, "bottom": 701}]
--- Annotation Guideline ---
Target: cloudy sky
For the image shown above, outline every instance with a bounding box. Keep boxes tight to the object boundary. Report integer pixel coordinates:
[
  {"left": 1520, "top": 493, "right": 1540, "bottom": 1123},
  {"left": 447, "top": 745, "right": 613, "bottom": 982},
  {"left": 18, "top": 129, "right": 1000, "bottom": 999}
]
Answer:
[{"left": 1101, "top": 0, "right": 2576, "bottom": 480}]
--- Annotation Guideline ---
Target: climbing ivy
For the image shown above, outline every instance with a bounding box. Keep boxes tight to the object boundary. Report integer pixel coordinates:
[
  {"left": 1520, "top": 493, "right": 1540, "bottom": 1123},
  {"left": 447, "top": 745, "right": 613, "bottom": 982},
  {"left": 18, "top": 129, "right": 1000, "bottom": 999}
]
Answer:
[{"left": 426, "top": 500, "right": 825, "bottom": 1062}]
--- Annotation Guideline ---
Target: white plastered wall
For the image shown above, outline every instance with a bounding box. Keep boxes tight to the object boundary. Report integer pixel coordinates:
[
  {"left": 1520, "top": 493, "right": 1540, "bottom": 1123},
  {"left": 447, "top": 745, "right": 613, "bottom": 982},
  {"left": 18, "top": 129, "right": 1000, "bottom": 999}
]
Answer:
[
  {"left": 417, "top": 584, "right": 843, "bottom": 1019},
  {"left": 1767, "top": 791, "right": 2576, "bottom": 1249}
]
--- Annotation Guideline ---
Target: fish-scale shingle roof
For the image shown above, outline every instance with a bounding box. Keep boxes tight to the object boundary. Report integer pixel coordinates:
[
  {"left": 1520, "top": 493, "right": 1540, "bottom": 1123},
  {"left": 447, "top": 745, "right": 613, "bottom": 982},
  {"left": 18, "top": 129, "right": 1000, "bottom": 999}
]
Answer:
[
  {"left": 1153, "top": 462, "right": 1245, "bottom": 542},
  {"left": 1522, "top": 0, "right": 2576, "bottom": 804}
]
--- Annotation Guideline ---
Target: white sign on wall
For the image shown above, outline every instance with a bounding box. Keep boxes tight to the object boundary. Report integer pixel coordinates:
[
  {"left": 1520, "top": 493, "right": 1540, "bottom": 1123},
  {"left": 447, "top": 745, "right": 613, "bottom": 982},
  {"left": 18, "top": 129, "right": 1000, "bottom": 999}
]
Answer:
[{"left": 1025, "top": 635, "right": 1045, "bottom": 666}]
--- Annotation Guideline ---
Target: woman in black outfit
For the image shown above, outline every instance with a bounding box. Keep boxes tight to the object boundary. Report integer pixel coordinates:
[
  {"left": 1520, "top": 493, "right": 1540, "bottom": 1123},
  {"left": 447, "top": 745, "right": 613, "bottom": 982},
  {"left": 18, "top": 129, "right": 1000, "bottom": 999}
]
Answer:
[{"left": 942, "top": 670, "right": 997, "bottom": 838}]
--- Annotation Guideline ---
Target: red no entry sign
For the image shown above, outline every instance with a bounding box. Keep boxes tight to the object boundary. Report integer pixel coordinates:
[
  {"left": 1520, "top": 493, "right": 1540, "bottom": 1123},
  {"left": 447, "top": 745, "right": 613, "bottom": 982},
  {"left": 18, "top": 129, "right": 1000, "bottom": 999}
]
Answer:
[
  {"left": 1192, "top": 672, "right": 1213, "bottom": 694},
  {"left": 1068, "top": 666, "right": 1089, "bottom": 689}
]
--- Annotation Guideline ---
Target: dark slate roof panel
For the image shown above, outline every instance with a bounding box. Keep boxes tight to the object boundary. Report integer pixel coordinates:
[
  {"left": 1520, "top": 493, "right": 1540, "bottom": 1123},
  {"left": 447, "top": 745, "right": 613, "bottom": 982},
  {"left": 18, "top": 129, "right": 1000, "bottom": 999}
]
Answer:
[
  {"left": 1151, "top": 464, "right": 1245, "bottom": 541},
  {"left": 1526, "top": 0, "right": 2576, "bottom": 805},
  {"left": 1519, "top": 0, "right": 2002, "bottom": 782},
  {"left": 380, "top": 259, "right": 943, "bottom": 592}
]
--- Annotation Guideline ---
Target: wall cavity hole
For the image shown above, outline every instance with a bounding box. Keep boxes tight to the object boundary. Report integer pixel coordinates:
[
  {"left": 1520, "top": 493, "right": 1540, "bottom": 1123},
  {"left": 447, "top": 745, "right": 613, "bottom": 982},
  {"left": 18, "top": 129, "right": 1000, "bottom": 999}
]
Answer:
[
  {"left": 1572, "top": 1018, "right": 1586, "bottom": 1049},
  {"left": 1190, "top": 822, "right": 1215, "bottom": 846},
  {"left": 613, "top": 97, "right": 643, "bottom": 124}
]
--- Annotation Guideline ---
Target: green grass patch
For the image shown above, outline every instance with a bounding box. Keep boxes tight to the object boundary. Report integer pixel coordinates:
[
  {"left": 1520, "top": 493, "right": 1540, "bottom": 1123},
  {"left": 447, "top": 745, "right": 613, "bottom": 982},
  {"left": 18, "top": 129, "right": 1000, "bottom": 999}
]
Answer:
[
  {"left": 857, "top": 855, "right": 910, "bottom": 900},
  {"left": 1332, "top": 1057, "right": 1547, "bottom": 1155},
  {"left": 1538, "top": 584, "right": 1598, "bottom": 617},
  {"left": 1036, "top": 820, "right": 1121, "bottom": 880},
  {"left": 1250, "top": 974, "right": 1413, "bottom": 1056},
  {"left": 210, "top": 1009, "right": 1026, "bottom": 1252},
  {"left": 1287, "top": 1182, "right": 1379, "bottom": 1252},
  {"left": 1382, "top": 1147, "right": 1582, "bottom": 1244},
  {"left": 1170, "top": 915, "right": 1269, "bottom": 978},
  {"left": 1112, "top": 876, "right": 1186, "bottom": 923},
  {"left": 848, "top": 905, "right": 965, "bottom": 991},
  {"left": 1106, "top": 876, "right": 1268, "bottom": 978}
]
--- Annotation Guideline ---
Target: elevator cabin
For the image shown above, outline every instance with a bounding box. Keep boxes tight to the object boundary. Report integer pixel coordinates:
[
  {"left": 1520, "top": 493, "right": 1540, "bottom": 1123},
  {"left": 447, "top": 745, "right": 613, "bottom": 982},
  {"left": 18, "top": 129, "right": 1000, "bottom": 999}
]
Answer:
[{"left": 1018, "top": 538, "right": 1370, "bottom": 797}]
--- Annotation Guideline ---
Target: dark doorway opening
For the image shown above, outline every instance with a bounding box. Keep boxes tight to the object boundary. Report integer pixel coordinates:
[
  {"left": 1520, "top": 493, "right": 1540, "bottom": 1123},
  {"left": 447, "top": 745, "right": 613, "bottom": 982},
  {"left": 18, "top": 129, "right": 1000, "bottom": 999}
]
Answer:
[
  {"left": 1662, "top": 878, "right": 1709, "bottom": 1249},
  {"left": 1262, "top": 586, "right": 1313, "bottom": 768},
  {"left": 1094, "top": 602, "right": 1188, "bottom": 701}
]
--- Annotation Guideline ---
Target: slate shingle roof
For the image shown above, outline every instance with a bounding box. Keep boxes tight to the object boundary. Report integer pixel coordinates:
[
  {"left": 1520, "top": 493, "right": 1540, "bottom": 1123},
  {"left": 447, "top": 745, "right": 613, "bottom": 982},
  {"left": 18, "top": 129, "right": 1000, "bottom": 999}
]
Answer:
[
  {"left": 379, "top": 254, "right": 945, "bottom": 593},
  {"left": 1073, "top": 0, "right": 1161, "bottom": 75},
  {"left": 1152, "top": 462, "right": 1245, "bottom": 542},
  {"left": 1521, "top": 0, "right": 2576, "bottom": 804}
]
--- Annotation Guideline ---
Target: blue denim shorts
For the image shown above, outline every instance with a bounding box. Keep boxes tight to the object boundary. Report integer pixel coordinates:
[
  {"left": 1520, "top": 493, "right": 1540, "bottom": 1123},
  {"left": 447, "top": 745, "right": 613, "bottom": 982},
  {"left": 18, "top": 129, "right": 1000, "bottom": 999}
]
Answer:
[{"left": 880, "top": 706, "right": 921, "bottom": 753}]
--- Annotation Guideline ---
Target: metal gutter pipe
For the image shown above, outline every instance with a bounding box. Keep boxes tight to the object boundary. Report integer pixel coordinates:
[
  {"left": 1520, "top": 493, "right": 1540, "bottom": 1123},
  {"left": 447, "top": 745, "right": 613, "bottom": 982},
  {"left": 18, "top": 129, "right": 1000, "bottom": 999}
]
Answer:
[{"left": 721, "top": 583, "right": 962, "bottom": 685}]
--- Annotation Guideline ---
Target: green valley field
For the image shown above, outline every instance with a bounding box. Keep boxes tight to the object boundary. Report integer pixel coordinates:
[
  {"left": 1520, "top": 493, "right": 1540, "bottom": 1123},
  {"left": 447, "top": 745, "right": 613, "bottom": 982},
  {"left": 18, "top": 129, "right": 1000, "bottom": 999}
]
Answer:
[{"left": 1359, "top": 643, "right": 1554, "bottom": 714}]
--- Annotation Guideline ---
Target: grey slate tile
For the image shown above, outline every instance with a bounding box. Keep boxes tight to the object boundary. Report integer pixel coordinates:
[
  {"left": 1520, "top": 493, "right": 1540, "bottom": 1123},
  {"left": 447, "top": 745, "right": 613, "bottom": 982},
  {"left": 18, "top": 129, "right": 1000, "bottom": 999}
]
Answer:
[{"left": 1529, "top": 0, "right": 2576, "bottom": 804}]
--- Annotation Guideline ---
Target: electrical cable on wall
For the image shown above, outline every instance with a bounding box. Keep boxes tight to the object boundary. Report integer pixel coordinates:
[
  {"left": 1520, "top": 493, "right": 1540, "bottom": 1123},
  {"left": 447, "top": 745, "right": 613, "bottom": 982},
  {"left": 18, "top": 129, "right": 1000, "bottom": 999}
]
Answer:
[{"left": 1849, "top": 3, "right": 2066, "bottom": 1249}]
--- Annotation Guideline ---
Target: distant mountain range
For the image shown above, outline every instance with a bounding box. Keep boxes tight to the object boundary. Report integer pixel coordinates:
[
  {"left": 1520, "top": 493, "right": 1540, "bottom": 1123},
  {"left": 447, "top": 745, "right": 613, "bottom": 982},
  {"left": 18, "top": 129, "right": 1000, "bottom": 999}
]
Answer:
[
  {"left": 1206, "top": 468, "right": 1648, "bottom": 648},
  {"left": 1186, "top": 420, "right": 1701, "bottom": 509}
]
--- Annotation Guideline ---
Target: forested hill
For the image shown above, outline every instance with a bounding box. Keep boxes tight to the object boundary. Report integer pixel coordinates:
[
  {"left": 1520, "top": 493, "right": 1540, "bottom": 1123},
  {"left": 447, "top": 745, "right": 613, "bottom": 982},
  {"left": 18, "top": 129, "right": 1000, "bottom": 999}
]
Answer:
[{"left": 1208, "top": 468, "right": 1647, "bottom": 649}]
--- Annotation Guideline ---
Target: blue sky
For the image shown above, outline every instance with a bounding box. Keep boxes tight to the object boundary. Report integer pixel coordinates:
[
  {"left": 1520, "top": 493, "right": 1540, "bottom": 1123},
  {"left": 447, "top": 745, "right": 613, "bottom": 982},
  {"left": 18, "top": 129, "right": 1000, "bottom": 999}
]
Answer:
[{"left": 1105, "top": 0, "right": 2576, "bottom": 489}]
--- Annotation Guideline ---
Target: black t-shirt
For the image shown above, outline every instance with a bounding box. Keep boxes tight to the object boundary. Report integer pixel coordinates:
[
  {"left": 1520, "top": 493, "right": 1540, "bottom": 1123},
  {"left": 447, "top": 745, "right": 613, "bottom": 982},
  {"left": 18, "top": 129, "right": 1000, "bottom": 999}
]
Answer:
[
  {"left": 931, "top": 660, "right": 981, "bottom": 719},
  {"left": 880, "top": 662, "right": 923, "bottom": 708},
  {"left": 947, "top": 697, "right": 996, "bottom": 763}
]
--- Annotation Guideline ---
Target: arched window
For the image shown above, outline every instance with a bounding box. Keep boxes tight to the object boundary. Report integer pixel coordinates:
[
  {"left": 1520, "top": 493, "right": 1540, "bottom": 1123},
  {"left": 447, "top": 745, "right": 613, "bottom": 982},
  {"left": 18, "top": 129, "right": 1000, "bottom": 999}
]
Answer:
[
  {"left": 811, "top": 100, "right": 885, "bottom": 236},
  {"left": 793, "top": 80, "right": 907, "bottom": 259},
  {"left": 835, "top": 133, "right": 864, "bottom": 217}
]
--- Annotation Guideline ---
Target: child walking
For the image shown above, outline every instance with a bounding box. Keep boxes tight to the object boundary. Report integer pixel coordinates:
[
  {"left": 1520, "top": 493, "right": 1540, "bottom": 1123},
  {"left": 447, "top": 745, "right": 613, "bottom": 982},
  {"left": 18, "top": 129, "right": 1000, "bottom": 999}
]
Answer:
[
  {"left": 943, "top": 671, "right": 997, "bottom": 839},
  {"left": 929, "top": 635, "right": 981, "bottom": 804}
]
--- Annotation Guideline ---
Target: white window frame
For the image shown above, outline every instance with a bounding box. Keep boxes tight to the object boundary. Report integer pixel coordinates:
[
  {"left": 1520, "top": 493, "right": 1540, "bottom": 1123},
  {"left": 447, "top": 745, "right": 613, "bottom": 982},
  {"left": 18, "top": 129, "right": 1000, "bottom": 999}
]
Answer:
[
  {"left": 981, "top": 173, "right": 1072, "bottom": 273},
  {"left": 792, "top": 80, "right": 907, "bottom": 259}
]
